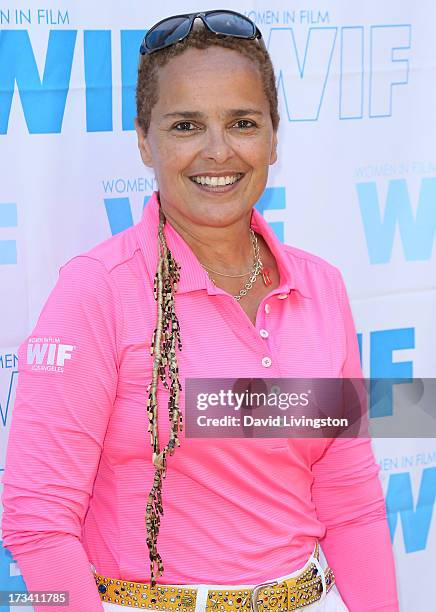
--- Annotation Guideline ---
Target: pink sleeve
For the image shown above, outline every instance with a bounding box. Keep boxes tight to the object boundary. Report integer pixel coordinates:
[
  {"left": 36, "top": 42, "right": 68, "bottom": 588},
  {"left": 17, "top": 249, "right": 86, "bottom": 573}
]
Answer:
[
  {"left": 311, "top": 270, "right": 399, "bottom": 611},
  {"left": 1, "top": 255, "right": 121, "bottom": 611}
]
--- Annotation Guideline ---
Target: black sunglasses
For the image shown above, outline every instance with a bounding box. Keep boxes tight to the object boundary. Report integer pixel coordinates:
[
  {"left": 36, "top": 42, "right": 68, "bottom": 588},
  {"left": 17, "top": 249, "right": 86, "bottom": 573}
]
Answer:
[{"left": 139, "top": 10, "right": 265, "bottom": 55}]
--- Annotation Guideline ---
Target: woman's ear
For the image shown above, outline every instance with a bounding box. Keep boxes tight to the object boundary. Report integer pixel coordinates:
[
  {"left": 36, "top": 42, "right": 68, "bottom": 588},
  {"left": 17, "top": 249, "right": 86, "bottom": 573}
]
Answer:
[
  {"left": 269, "top": 130, "right": 278, "bottom": 165},
  {"left": 134, "top": 117, "right": 154, "bottom": 168}
]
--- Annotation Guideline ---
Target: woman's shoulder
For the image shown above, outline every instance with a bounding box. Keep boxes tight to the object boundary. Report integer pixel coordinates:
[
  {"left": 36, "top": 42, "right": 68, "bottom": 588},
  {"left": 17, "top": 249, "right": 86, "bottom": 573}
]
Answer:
[
  {"left": 61, "top": 223, "right": 141, "bottom": 278},
  {"left": 281, "top": 242, "right": 345, "bottom": 294}
]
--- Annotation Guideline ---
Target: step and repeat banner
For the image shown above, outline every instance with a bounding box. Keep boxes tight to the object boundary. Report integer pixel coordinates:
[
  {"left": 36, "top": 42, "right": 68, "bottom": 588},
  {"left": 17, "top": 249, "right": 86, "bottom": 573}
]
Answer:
[{"left": 0, "top": 1, "right": 435, "bottom": 610}]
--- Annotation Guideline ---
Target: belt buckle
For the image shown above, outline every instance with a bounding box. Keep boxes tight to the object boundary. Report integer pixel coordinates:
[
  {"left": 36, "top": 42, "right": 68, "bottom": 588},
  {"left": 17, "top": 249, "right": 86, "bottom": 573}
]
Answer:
[{"left": 250, "top": 578, "right": 278, "bottom": 612}]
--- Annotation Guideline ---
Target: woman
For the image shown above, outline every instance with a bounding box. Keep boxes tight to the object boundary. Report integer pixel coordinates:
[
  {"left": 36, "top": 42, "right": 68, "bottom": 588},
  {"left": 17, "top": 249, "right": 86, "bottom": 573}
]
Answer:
[{"left": 1, "top": 10, "right": 399, "bottom": 612}]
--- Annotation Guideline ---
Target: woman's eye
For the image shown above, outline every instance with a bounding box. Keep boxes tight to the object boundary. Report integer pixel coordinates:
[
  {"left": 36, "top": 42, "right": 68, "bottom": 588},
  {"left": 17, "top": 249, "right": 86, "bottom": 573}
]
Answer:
[
  {"left": 233, "top": 119, "right": 256, "bottom": 129},
  {"left": 174, "top": 122, "right": 197, "bottom": 131}
]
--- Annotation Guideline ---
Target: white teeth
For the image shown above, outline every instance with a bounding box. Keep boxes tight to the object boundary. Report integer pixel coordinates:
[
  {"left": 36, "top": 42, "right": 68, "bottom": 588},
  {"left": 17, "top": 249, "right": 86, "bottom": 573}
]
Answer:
[{"left": 191, "top": 174, "right": 241, "bottom": 186}]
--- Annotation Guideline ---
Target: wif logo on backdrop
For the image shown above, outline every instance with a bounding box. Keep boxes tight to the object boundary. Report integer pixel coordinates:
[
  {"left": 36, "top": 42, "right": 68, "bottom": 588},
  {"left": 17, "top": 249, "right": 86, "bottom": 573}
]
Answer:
[
  {"left": 0, "top": 29, "right": 144, "bottom": 133},
  {"left": 26, "top": 338, "right": 75, "bottom": 373},
  {"left": 0, "top": 24, "right": 410, "bottom": 134},
  {"left": 386, "top": 466, "right": 436, "bottom": 553},
  {"left": 357, "top": 178, "right": 436, "bottom": 264},
  {"left": 357, "top": 326, "right": 415, "bottom": 418}
]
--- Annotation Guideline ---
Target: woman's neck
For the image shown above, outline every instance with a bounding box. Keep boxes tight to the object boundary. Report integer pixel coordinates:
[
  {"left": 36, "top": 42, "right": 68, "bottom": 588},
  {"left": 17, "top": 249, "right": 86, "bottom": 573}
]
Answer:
[{"left": 163, "top": 209, "right": 255, "bottom": 274}]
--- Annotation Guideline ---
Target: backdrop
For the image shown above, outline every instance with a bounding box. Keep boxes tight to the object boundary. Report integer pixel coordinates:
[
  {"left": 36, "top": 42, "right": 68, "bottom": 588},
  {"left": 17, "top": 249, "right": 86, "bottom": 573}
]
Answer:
[{"left": 1, "top": 1, "right": 435, "bottom": 610}]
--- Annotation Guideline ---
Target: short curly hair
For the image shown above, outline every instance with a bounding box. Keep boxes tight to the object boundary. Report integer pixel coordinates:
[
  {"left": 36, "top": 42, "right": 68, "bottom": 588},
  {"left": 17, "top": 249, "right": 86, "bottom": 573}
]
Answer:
[{"left": 136, "top": 26, "right": 279, "bottom": 135}]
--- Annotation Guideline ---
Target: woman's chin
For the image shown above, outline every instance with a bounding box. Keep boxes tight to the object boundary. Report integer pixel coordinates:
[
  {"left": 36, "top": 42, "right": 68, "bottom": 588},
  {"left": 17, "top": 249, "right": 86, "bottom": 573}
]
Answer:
[{"left": 188, "top": 204, "right": 246, "bottom": 229}]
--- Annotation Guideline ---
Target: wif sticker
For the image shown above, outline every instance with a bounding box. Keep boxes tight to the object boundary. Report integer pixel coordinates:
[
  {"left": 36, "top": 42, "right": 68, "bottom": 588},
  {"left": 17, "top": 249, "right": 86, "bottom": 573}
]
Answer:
[{"left": 26, "top": 337, "right": 75, "bottom": 373}]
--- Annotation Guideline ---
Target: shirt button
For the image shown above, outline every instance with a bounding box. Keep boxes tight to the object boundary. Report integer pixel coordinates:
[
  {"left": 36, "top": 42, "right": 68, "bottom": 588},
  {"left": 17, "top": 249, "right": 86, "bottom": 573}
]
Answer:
[
  {"left": 277, "top": 293, "right": 288, "bottom": 300},
  {"left": 262, "top": 356, "right": 272, "bottom": 368},
  {"left": 259, "top": 329, "right": 269, "bottom": 338},
  {"left": 264, "top": 304, "right": 271, "bottom": 314}
]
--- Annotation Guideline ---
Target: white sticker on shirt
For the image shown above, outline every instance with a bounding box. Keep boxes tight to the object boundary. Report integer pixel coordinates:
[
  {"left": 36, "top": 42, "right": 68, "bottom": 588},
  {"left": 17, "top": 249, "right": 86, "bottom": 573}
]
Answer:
[{"left": 26, "top": 337, "right": 75, "bottom": 373}]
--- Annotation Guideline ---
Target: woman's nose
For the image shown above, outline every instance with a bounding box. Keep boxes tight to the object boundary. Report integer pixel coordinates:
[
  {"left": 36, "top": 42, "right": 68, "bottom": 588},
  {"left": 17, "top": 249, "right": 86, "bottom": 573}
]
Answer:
[{"left": 199, "top": 127, "right": 234, "bottom": 163}]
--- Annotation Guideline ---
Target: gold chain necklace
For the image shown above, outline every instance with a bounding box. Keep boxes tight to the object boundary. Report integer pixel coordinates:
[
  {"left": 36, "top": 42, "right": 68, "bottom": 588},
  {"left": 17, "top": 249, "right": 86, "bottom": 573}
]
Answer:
[
  {"left": 201, "top": 264, "right": 251, "bottom": 278},
  {"left": 202, "top": 229, "right": 270, "bottom": 301}
]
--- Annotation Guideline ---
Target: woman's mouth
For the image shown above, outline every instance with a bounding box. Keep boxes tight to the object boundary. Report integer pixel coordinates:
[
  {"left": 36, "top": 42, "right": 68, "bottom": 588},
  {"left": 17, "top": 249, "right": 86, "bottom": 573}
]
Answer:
[{"left": 189, "top": 173, "right": 244, "bottom": 192}]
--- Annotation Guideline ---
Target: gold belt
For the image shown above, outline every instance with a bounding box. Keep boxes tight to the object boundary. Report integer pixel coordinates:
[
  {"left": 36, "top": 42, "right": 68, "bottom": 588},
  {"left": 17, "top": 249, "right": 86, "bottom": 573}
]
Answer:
[{"left": 93, "top": 542, "right": 335, "bottom": 611}]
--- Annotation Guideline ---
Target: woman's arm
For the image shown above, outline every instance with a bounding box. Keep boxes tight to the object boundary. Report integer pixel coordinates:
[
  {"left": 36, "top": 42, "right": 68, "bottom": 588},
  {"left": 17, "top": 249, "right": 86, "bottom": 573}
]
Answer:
[
  {"left": 311, "top": 270, "right": 399, "bottom": 611},
  {"left": 1, "top": 255, "right": 121, "bottom": 611}
]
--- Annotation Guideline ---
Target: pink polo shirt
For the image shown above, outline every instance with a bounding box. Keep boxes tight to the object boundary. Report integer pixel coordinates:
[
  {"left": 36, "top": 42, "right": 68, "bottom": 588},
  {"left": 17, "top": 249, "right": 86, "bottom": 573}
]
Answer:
[{"left": 1, "top": 192, "right": 398, "bottom": 611}]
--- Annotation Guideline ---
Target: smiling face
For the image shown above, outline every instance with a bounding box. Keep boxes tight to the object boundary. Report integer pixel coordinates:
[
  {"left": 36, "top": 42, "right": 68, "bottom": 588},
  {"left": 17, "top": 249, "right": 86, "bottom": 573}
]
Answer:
[{"left": 135, "top": 45, "right": 278, "bottom": 231}]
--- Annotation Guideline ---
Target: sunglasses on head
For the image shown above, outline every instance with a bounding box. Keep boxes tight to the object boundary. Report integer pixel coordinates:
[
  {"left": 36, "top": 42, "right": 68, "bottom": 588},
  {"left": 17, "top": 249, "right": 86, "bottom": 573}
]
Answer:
[{"left": 139, "top": 9, "right": 265, "bottom": 55}]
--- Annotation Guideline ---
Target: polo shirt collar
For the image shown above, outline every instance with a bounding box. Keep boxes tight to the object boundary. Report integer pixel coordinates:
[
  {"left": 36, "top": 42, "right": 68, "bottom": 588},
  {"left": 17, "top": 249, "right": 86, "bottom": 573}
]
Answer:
[{"left": 136, "top": 191, "right": 311, "bottom": 299}]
